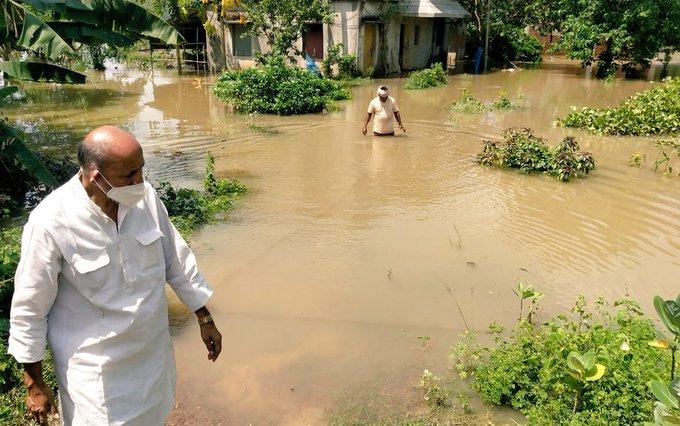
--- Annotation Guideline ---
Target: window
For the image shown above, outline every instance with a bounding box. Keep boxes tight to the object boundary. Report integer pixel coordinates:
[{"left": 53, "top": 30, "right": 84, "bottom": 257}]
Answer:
[
  {"left": 232, "top": 24, "right": 252, "bottom": 57},
  {"left": 414, "top": 25, "right": 420, "bottom": 46}
]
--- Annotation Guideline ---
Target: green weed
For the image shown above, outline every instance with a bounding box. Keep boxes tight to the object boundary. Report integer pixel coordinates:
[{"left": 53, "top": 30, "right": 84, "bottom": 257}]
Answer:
[{"left": 404, "top": 63, "right": 448, "bottom": 90}]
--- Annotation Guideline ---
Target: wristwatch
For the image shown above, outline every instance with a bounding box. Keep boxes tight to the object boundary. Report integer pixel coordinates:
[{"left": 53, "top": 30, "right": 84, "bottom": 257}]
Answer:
[{"left": 198, "top": 314, "right": 214, "bottom": 325}]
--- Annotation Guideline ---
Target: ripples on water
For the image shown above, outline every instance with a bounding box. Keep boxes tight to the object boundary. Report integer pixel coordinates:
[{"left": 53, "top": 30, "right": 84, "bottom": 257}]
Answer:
[{"left": 7, "top": 64, "right": 680, "bottom": 424}]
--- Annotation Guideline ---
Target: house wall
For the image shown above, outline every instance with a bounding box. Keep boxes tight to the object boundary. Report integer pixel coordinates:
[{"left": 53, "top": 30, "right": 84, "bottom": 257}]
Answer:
[{"left": 205, "top": 3, "right": 467, "bottom": 74}]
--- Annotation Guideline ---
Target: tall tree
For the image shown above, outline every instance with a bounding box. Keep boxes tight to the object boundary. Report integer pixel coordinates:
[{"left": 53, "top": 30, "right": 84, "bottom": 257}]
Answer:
[
  {"left": 237, "top": 0, "right": 332, "bottom": 61},
  {"left": 537, "top": 0, "right": 680, "bottom": 77}
]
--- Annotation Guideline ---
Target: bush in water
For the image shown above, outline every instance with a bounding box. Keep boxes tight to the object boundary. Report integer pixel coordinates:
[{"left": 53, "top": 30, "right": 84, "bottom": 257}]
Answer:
[
  {"left": 559, "top": 77, "right": 680, "bottom": 136},
  {"left": 450, "top": 89, "right": 486, "bottom": 113},
  {"left": 477, "top": 128, "right": 595, "bottom": 182},
  {"left": 404, "top": 63, "right": 448, "bottom": 90},
  {"left": 450, "top": 293, "right": 669, "bottom": 425},
  {"left": 212, "top": 59, "right": 350, "bottom": 115}
]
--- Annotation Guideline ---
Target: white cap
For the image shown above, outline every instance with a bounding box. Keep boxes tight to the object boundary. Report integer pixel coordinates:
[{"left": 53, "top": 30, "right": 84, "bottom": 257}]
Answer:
[{"left": 377, "top": 86, "right": 389, "bottom": 97}]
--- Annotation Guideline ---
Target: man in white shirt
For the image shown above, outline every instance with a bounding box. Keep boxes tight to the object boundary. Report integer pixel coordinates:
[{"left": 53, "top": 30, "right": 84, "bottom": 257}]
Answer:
[
  {"left": 9, "top": 125, "right": 222, "bottom": 425},
  {"left": 362, "top": 85, "right": 406, "bottom": 136}
]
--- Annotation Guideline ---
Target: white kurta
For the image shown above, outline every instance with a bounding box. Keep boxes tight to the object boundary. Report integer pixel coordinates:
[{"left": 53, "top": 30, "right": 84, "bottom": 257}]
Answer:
[{"left": 8, "top": 174, "right": 213, "bottom": 425}]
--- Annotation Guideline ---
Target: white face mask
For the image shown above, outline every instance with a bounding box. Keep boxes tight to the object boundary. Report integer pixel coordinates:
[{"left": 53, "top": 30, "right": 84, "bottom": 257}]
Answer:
[{"left": 95, "top": 171, "right": 145, "bottom": 207}]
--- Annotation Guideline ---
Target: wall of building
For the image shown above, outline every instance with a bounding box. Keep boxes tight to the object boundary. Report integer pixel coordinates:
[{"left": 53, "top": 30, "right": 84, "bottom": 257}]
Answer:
[{"left": 205, "top": 2, "right": 467, "bottom": 74}]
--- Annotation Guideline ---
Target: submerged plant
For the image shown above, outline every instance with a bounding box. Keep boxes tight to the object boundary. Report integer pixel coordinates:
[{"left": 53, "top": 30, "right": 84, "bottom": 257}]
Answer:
[
  {"left": 450, "top": 89, "right": 486, "bottom": 113},
  {"left": 419, "top": 370, "right": 450, "bottom": 410},
  {"left": 629, "top": 152, "right": 646, "bottom": 167},
  {"left": 491, "top": 90, "right": 515, "bottom": 110},
  {"left": 477, "top": 128, "right": 595, "bottom": 182},
  {"left": 513, "top": 282, "right": 543, "bottom": 323}
]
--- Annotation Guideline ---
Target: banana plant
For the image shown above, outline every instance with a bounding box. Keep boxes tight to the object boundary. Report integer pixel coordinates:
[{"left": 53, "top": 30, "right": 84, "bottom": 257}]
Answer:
[
  {"left": 0, "top": 0, "right": 182, "bottom": 187},
  {"left": 565, "top": 350, "right": 607, "bottom": 414},
  {"left": 513, "top": 282, "right": 544, "bottom": 324},
  {"left": 650, "top": 295, "right": 680, "bottom": 379},
  {"left": 649, "top": 379, "right": 680, "bottom": 425}
]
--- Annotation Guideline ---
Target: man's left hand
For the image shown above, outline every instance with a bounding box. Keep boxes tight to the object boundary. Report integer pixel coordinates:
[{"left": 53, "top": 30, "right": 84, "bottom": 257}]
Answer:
[
  {"left": 199, "top": 322, "right": 222, "bottom": 361},
  {"left": 399, "top": 125, "right": 406, "bottom": 133}
]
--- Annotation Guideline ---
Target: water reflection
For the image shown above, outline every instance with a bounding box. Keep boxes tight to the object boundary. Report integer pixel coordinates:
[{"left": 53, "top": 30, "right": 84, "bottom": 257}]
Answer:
[{"left": 6, "top": 63, "right": 680, "bottom": 424}]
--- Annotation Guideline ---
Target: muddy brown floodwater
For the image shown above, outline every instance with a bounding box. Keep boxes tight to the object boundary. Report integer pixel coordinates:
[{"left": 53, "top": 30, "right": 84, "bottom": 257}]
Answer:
[{"left": 7, "top": 61, "right": 680, "bottom": 424}]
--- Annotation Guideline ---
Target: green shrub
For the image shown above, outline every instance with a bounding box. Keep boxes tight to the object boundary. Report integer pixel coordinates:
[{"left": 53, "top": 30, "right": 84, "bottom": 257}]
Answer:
[
  {"left": 213, "top": 60, "right": 350, "bottom": 115},
  {"left": 450, "top": 89, "right": 485, "bottom": 113},
  {"left": 559, "top": 77, "right": 680, "bottom": 136},
  {"left": 322, "top": 43, "right": 361, "bottom": 79},
  {"left": 158, "top": 153, "right": 246, "bottom": 239},
  {"left": 477, "top": 128, "right": 596, "bottom": 182},
  {"left": 464, "top": 296, "right": 668, "bottom": 425},
  {"left": 507, "top": 29, "right": 543, "bottom": 63},
  {"left": 404, "top": 63, "right": 447, "bottom": 90}
]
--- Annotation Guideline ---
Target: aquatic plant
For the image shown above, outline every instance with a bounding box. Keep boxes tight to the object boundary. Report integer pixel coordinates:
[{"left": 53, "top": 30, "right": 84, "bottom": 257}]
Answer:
[
  {"left": 558, "top": 77, "right": 680, "bottom": 136},
  {"left": 213, "top": 60, "right": 350, "bottom": 115},
  {"left": 513, "top": 282, "right": 543, "bottom": 324},
  {"left": 491, "top": 90, "right": 515, "bottom": 110},
  {"left": 450, "top": 89, "right": 485, "bottom": 113},
  {"left": 629, "top": 153, "right": 646, "bottom": 167},
  {"left": 652, "top": 140, "right": 680, "bottom": 176},
  {"left": 404, "top": 63, "right": 448, "bottom": 90},
  {"left": 477, "top": 128, "right": 596, "bottom": 182}
]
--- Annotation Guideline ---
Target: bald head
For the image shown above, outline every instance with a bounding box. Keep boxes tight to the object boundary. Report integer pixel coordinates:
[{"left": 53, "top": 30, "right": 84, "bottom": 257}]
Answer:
[
  {"left": 78, "top": 125, "right": 141, "bottom": 171},
  {"left": 78, "top": 126, "right": 145, "bottom": 195}
]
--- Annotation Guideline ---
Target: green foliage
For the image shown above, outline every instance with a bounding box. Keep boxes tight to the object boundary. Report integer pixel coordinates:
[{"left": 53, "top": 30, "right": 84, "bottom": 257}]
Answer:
[
  {"left": 213, "top": 61, "right": 350, "bottom": 115},
  {"left": 491, "top": 90, "right": 515, "bottom": 110},
  {"left": 514, "top": 282, "right": 543, "bottom": 323},
  {"left": 404, "top": 63, "right": 447, "bottom": 90},
  {"left": 477, "top": 128, "right": 596, "bottom": 182},
  {"left": 238, "top": 0, "right": 331, "bottom": 61},
  {"left": 0, "top": 228, "right": 21, "bottom": 319},
  {"left": 458, "top": 0, "right": 543, "bottom": 66},
  {"left": 158, "top": 152, "right": 246, "bottom": 239},
  {"left": 651, "top": 140, "right": 680, "bottom": 176},
  {"left": 649, "top": 378, "right": 680, "bottom": 424},
  {"left": 418, "top": 370, "right": 451, "bottom": 410},
  {"left": 450, "top": 89, "right": 485, "bottom": 113},
  {"left": 322, "top": 43, "right": 361, "bottom": 79},
  {"left": 629, "top": 152, "right": 646, "bottom": 167},
  {"left": 545, "top": 0, "right": 680, "bottom": 76},
  {"left": 470, "top": 296, "right": 668, "bottom": 425},
  {"left": 559, "top": 77, "right": 680, "bottom": 136}
]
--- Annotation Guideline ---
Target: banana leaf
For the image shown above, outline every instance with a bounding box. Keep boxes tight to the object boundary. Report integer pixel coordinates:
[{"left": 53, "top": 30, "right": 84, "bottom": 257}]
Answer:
[
  {"left": 0, "top": 61, "right": 86, "bottom": 83},
  {"left": 0, "top": 86, "right": 19, "bottom": 100},
  {"left": 47, "top": 21, "right": 135, "bottom": 46},
  {"left": 0, "top": 121, "right": 58, "bottom": 187},
  {"left": 17, "top": 8, "right": 75, "bottom": 60},
  {"left": 22, "top": 0, "right": 182, "bottom": 44}
]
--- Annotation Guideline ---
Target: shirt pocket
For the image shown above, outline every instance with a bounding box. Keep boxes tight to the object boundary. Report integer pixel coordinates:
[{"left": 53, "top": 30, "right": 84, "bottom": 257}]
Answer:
[
  {"left": 71, "top": 248, "right": 111, "bottom": 297},
  {"left": 135, "top": 228, "right": 164, "bottom": 271}
]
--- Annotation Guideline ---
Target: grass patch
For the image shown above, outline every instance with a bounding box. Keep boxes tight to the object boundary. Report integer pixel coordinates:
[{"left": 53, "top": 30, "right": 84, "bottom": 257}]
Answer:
[
  {"left": 477, "top": 128, "right": 596, "bottom": 182},
  {"left": 404, "top": 63, "right": 447, "bottom": 90},
  {"left": 213, "top": 59, "right": 350, "bottom": 115},
  {"left": 558, "top": 77, "right": 680, "bottom": 135}
]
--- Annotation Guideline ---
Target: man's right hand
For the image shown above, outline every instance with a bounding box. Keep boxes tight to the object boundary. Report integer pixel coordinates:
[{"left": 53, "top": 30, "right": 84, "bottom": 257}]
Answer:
[{"left": 25, "top": 372, "right": 58, "bottom": 425}]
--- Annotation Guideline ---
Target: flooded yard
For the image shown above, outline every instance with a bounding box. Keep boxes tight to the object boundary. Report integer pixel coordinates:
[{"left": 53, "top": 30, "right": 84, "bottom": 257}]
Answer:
[{"left": 8, "top": 62, "right": 680, "bottom": 424}]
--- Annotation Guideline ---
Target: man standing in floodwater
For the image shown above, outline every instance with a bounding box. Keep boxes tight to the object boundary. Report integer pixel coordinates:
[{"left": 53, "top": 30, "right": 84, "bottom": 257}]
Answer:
[
  {"left": 362, "top": 85, "right": 406, "bottom": 136},
  {"left": 8, "top": 125, "right": 222, "bottom": 425}
]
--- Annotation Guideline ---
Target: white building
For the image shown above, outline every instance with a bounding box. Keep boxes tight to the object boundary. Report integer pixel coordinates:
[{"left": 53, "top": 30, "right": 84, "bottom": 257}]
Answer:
[{"left": 204, "top": 0, "right": 470, "bottom": 75}]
